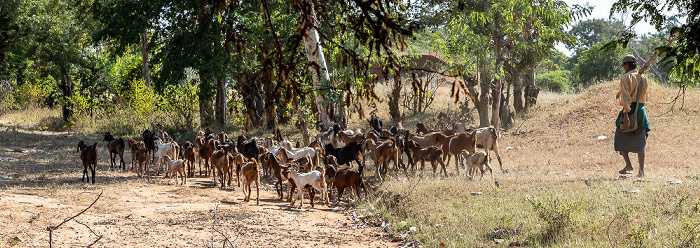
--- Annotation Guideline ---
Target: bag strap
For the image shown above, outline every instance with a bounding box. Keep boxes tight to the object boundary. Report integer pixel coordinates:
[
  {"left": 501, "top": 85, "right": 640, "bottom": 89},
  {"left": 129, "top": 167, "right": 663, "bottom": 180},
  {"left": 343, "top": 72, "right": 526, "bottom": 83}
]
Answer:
[{"left": 634, "top": 73, "right": 644, "bottom": 104}]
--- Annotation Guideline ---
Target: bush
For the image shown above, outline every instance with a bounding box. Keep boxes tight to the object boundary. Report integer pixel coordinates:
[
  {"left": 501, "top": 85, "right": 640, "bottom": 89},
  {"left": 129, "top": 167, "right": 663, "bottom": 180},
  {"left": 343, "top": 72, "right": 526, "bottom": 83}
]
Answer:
[
  {"left": 529, "top": 197, "right": 580, "bottom": 244},
  {"left": 115, "top": 79, "right": 159, "bottom": 121},
  {"left": 161, "top": 83, "right": 199, "bottom": 130},
  {"left": 537, "top": 70, "right": 571, "bottom": 93}
]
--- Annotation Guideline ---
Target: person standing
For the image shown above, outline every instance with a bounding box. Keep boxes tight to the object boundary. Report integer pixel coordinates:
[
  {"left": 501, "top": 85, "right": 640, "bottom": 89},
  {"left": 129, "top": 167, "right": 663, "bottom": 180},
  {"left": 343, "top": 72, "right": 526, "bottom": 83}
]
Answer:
[{"left": 615, "top": 55, "right": 650, "bottom": 178}]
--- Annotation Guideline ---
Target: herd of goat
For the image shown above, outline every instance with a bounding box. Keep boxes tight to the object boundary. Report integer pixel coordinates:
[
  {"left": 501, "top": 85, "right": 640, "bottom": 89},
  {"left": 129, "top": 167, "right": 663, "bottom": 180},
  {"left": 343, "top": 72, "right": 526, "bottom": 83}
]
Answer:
[{"left": 75, "top": 117, "right": 505, "bottom": 208}]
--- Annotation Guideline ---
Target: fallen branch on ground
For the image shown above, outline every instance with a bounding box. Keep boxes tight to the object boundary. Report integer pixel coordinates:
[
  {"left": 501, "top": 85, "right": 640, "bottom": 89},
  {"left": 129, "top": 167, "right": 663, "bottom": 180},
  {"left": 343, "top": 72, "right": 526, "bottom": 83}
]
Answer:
[{"left": 46, "top": 190, "right": 103, "bottom": 248}]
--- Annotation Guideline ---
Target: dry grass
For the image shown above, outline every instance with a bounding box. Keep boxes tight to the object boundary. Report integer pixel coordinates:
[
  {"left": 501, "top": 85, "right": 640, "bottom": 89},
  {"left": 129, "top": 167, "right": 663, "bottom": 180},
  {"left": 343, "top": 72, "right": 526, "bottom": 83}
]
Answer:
[{"left": 356, "top": 81, "right": 700, "bottom": 247}]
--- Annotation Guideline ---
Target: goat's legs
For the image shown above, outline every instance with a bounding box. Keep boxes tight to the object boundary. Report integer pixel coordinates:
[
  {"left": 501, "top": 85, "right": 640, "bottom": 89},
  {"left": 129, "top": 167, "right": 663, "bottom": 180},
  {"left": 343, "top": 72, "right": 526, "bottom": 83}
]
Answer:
[
  {"left": 298, "top": 184, "right": 304, "bottom": 208},
  {"left": 82, "top": 165, "right": 88, "bottom": 182},
  {"left": 255, "top": 178, "right": 260, "bottom": 205},
  {"left": 489, "top": 144, "right": 506, "bottom": 173},
  {"left": 90, "top": 163, "right": 96, "bottom": 184},
  {"left": 119, "top": 153, "right": 125, "bottom": 171},
  {"left": 375, "top": 161, "right": 384, "bottom": 181},
  {"left": 337, "top": 187, "right": 346, "bottom": 203}
]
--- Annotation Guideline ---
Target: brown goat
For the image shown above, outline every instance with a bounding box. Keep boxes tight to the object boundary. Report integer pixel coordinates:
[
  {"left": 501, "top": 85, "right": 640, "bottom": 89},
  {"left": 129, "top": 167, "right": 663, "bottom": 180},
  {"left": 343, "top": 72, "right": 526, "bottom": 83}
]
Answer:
[
  {"left": 210, "top": 144, "right": 234, "bottom": 188},
  {"left": 409, "top": 132, "right": 438, "bottom": 148},
  {"left": 195, "top": 136, "right": 206, "bottom": 149},
  {"left": 363, "top": 139, "right": 398, "bottom": 181},
  {"left": 184, "top": 144, "right": 197, "bottom": 178},
  {"left": 240, "top": 158, "right": 260, "bottom": 205},
  {"left": 442, "top": 130, "right": 477, "bottom": 175},
  {"left": 337, "top": 131, "right": 364, "bottom": 145},
  {"left": 406, "top": 140, "right": 446, "bottom": 176},
  {"left": 104, "top": 132, "right": 126, "bottom": 170},
  {"left": 262, "top": 152, "right": 289, "bottom": 200},
  {"left": 127, "top": 139, "right": 141, "bottom": 171},
  {"left": 325, "top": 156, "right": 367, "bottom": 202},
  {"left": 416, "top": 122, "right": 438, "bottom": 135},
  {"left": 78, "top": 141, "right": 98, "bottom": 184},
  {"left": 197, "top": 139, "right": 217, "bottom": 176},
  {"left": 217, "top": 131, "right": 230, "bottom": 143},
  {"left": 134, "top": 146, "right": 149, "bottom": 178},
  {"left": 230, "top": 153, "right": 246, "bottom": 187}
]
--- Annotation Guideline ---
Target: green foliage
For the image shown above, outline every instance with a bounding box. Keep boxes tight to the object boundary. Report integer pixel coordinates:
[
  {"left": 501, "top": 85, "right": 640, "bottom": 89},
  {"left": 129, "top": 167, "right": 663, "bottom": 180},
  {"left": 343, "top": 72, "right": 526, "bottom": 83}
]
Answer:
[
  {"left": 573, "top": 42, "right": 627, "bottom": 87},
  {"left": 536, "top": 70, "right": 571, "bottom": 92},
  {"left": 529, "top": 197, "right": 581, "bottom": 244},
  {"left": 567, "top": 18, "right": 625, "bottom": 51},
  {"left": 115, "top": 79, "right": 158, "bottom": 121},
  {"left": 14, "top": 79, "right": 55, "bottom": 108},
  {"left": 161, "top": 82, "right": 199, "bottom": 130},
  {"left": 608, "top": 0, "right": 700, "bottom": 88}
]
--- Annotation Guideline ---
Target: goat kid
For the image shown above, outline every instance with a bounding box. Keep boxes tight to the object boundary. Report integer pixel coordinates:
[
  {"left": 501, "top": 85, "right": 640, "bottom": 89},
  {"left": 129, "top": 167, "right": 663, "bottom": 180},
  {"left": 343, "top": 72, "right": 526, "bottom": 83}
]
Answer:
[
  {"left": 461, "top": 151, "right": 493, "bottom": 180},
  {"left": 162, "top": 155, "right": 187, "bottom": 185}
]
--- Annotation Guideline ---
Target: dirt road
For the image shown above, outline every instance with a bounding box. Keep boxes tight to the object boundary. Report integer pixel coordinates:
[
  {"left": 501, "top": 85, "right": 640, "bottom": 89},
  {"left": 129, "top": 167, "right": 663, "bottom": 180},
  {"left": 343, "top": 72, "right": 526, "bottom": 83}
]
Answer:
[{"left": 0, "top": 126, "right": 391, "bottom": 247}]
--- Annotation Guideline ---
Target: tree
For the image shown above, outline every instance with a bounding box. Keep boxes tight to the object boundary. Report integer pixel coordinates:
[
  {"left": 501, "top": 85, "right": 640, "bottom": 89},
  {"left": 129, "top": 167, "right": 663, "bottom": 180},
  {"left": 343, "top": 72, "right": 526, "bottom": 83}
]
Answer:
[
  {"left": 573, "top": 42, "right": 627, "bottom": 87},
  {"left": 13, "top": 0, "right": 98, "bottom": 122},
  {"left": 567, "top": 18, "right": 625, "bottom": 51},
  {"left": 607, "top": 0, "right": 700, "bottom": 87},
  {"left": 440, "top": 0, "right": 588, "bottom": 127}
]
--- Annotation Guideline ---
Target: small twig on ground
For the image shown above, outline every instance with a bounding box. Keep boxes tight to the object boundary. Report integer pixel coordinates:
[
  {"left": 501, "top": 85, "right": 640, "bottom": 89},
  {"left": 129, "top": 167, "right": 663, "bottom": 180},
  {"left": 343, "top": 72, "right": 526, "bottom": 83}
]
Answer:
[
  {"left": 210, "top": 204, "right": 235, "bottom": 248},
  {"left": 75, "top": 220, "right": 103, "bottom": 247},
  {"left": 606, "top": 215, "right": 618, "bottom": 248},
  {"left": 47, "top": 190, "right": 103, "bottom": 248},
  {"left": 514, "top": 115, "right": 530, "bottom": 134}
]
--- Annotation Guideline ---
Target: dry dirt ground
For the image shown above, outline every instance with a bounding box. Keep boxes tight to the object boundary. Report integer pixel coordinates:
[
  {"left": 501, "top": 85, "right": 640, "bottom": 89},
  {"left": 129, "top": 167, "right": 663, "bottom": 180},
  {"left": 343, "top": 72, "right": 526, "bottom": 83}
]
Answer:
[{"left": 0, "top": 127, "right": 391, "bottom": 247}]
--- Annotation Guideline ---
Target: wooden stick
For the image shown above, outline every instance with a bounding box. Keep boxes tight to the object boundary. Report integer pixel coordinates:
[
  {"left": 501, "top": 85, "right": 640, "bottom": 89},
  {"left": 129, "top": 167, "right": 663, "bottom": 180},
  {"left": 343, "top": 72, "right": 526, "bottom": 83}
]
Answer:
[
  {"left": 47, "top": 190, "right": 103, "bottom": 248},
  {"left": 638, "top": 33, "right": 679, "bottom": 74}
]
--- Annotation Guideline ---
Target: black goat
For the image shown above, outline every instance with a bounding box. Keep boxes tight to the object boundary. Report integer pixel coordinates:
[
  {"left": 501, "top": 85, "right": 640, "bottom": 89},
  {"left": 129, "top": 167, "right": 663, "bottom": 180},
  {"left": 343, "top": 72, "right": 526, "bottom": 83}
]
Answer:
[
  {"left": 324, "top": 141, "right": 364, "bottom": 168},
  {"left": 143, "top": 130, "right": 157, "bottom": 162}
]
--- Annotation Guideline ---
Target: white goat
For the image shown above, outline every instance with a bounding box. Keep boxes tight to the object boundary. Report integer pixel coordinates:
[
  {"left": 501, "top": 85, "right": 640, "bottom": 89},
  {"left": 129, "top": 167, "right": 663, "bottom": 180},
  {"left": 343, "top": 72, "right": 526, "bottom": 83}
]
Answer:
[
  {"left": 284, "top": 147, "right": 317, "bottom": 166},
  {"left": 162, "top": 155, "right": 186, "bottom": 185},
  {"left": 156, "top": 140, "right": 179, "bottom": 175},
  {"left": 268, "top": 140, "right": 295, "bottom": 156},
  {"left": 288, "top": 169, "right": 329, "bottom": 209}
]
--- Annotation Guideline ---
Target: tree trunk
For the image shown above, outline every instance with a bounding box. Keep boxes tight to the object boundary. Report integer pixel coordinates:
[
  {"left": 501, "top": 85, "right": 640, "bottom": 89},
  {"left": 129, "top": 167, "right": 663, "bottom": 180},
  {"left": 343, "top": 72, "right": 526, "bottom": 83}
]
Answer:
[
  {"left": 513, "top": 69, "right": 523, "bottom": 113},
  {"left": 141, "top": 30, "right": 150, "bottom": 87},
  {"left": 477, "top": 65, "right": 491, "bottom": 128},
  {"left": 199, "top": 76, "right": 215, "bottom": 128},
  {"left": 59, "top": 63, "right": 73, "bottom": 122},
  {"left": 524, "top": 67, "right": 540, "bottom": 107},
  {"left": 296, "top": 111, "right": 310, "bottom": 146},
  {"left": 490, "top": 78, "right": 502, "bottom": 129},
  {"left": 214, "top": 78, "right": 226, "bottom": 128},
  {"left": 299, "top": 0, "right": 332, "bottom": 128},
  {"left": 389, "top": 75, "right": 402, "bottom": 122}
]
